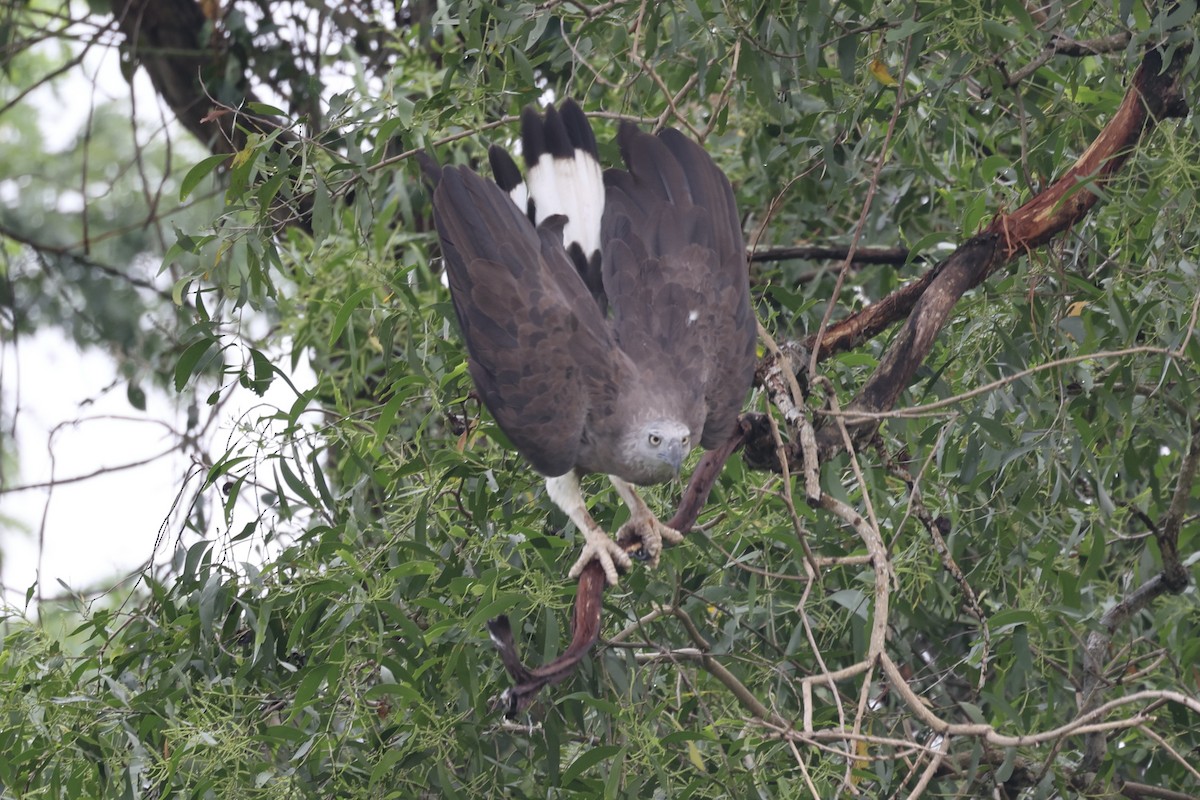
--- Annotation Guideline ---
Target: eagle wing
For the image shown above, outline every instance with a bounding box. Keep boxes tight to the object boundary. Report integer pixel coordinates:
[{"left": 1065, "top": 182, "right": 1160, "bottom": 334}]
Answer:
[
  {"left": 602, "top": 124, "right": 757, "bottom": 448},
  {"left": 432, "top": 164, "right": 623, "bottom": 476},
  {"left": 488, "top": 100, "right": 606, "bottom": 310}
]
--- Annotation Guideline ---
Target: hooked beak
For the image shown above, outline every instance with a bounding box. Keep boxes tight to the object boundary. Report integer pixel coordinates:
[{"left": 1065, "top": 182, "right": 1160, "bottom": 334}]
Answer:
[{"left": 660, "top": 439, "right": 685, "bottom": 475}]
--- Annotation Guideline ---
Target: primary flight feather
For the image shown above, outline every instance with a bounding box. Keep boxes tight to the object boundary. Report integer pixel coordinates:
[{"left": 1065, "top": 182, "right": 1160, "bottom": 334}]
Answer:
[{"left": 428, "top": 100, "right": 756, "bottom": 585}]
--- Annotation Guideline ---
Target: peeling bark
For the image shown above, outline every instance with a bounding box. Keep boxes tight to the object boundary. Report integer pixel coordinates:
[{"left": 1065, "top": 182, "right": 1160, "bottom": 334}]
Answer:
[
  {"left": 808, "top": 43, "right": 1189, "bottom": 456},
  {"left": 989, "top": 48, "right": 1189, "bottom": 259}
]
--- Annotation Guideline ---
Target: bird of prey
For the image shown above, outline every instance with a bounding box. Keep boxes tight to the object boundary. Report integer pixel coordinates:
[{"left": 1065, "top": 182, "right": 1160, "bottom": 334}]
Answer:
[{"left": 427, "top": 100, "right": 756, "bottom": 585}]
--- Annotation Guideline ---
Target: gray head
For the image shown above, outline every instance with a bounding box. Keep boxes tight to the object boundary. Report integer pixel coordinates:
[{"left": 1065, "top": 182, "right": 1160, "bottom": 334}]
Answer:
[{"left": 623, "top": 419, "right": 692, "bottom": 484}]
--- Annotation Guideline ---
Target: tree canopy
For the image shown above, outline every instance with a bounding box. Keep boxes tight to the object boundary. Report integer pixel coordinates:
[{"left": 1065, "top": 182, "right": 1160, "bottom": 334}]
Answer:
[{"left": 1, "top": 0, "right": 1199, "bottom": 797}]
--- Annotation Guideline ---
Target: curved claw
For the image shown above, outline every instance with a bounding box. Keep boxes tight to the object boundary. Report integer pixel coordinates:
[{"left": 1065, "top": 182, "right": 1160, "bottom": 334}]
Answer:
[
  {"left": 568, "top": 527, "right": 632, "bottom": 586},
  {"left": 617, "top": 517, "right": 684, "bottom": 568}
]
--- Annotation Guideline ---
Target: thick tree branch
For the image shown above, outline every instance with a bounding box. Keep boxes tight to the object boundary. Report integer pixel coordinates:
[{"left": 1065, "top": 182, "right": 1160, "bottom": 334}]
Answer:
[
  {"left": 800, "top": 261, "right": 942, "bottom": 363},
  {"left": 108, "top": 0, "right": 303, "bottom": 232},
  {"left": 990, "top": 48, "right": 1188, "bottom": 259},
  {"left": 998, "top": 32, "right": 1134, "bottom": 90},
  {"left": 805, "top": 42, "right": 1189, "bottom": 455},
  {"left": 487, "top": 33, "right": 1193, "bottom": 726},
  {"left": 110, "top": 0, "right": 242, "bottom": 153}
]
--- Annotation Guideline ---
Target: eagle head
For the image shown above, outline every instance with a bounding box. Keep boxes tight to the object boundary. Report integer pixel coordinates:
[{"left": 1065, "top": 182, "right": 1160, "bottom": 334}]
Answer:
[{"left": 625, "top": 419, "right": 692, "bottom": 484}]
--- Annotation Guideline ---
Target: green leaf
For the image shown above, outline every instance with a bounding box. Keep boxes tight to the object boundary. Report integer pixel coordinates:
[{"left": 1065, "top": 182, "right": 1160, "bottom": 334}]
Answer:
[
  {"left": 248, "top": 348, "right": 275, "bottom": 396},
  {"left": 562, "top": 745, "right": 624, "bottom": 787},
  {"left": 1080, "top": 523, "right": 1106, "bottom": 584},
  {"left": 180, "top": 153, "right": 229, "bottom": 201},
  {"left": 311, "top": 175, "right": 332, "bottom": 244},
  {"left": 605, "top": 746, "right": 628, "bottom": 797},
  {"left": 126, "top": 382, "right": 146, "bottom": 410},
  {"left": 277, "top": 457, "right": 319, "bottom": 507},
  {"left": 373, "top": 391, "right": 409, "bottom": 444},
  {"left": 174, "top": 337, "right": 217, "bottom": 392},
  {"left": 329, "top": 286, "right": 376, "bottom": 346},
  {"left": 292, "top": 663, "right": 336, "bottom": 713},
  {"left": 987, "top": 609, "right": 1036, "bottom": 632},
  {"left": 205, "top": 455, "right": 251, "bottom": 488},
  {"left": 246, "top": 101, "right": 287, "bottom": 117}
]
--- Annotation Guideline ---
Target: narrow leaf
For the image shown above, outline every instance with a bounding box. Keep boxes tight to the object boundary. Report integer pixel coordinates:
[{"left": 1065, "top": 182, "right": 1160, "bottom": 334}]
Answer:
[
  {"left": 180, "top": 153, "right": 229, "bottom": 201},
  {"left": 329, "top": 287, "right": 376, "bottom": 346},
  {"left": 175, "top": 338, "right": 217, "bottom": 392}
]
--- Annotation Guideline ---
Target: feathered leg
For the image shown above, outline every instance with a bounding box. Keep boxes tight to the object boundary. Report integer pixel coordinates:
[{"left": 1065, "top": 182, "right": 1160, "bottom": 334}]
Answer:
[
  {"left": 547, "top": 472, "right": 632, "bottom": 586},
  {"left": 608, "top": 476, "right": 684, "bottom": 568}
]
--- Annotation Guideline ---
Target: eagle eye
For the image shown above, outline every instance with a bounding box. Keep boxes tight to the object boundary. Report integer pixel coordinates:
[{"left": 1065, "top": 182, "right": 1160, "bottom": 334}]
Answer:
[{"left": 648, "top": 433, "right": 662, "bottom": 447}]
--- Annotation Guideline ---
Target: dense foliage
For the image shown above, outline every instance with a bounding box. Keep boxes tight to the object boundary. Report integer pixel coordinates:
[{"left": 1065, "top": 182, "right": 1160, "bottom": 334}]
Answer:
[{"left": 2, "top": 0, "right": 1198, "bottom": 797}]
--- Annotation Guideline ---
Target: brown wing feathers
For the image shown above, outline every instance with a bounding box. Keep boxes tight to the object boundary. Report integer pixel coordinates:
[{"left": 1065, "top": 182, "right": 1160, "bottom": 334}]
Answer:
[
  {"left": 602, "top": 123, "right": 756, "bottom": 448},
  {"left": 432, "top": 165, "right": 615, "bottom": 477},
  {"left": 428, "top": 102, "right": 755, "bottom": 474}
]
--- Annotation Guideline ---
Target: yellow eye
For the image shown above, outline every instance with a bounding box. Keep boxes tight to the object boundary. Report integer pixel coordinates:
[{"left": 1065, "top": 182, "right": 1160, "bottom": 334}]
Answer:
[
  {"left": 649, "top": 434, "right": 662, "bottom": 446},
  {"left": 681, "top": 435, "right": 690, "bottom": 446}
]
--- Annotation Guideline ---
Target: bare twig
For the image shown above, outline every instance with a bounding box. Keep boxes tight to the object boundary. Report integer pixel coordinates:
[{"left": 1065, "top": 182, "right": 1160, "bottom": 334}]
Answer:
[
  {"left": 1079, "top": 418, "right": 1199, "bottom": 767},
  {"left": 1000, "top": 32, "right": 1134, "bottom": 90},
  {"left": 749, "top": 243, "right": 916, "bottom": 265}
]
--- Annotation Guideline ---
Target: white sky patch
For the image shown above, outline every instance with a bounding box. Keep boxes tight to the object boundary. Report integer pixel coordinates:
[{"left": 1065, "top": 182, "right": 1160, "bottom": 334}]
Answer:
[
  {"left": 0, "top": 327, "right": 317, "bottom": 610},
  {"left": 0, "top": 34, "right": 321, "bottom": 613},
  {"left": 1, "top": 330, "right": 191, "bottom": 602}
]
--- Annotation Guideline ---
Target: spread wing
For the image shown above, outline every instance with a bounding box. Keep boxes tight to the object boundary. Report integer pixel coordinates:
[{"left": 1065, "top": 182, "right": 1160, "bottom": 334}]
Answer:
[
  {"left": 431, "top": 164, "right": 623, "bottom": 476},
  {"left": 602, "top": 124, "right": 757, "bottom": 448}
]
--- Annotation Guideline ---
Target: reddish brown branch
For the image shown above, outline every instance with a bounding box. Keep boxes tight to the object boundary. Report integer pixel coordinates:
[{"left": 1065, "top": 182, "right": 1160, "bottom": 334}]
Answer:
[
  {"left": 804, "top": 44, "right": 1189, "bottom": 455},
  {"left": 660, "top": 417, "right": 754, "bottom": 535},
  {"left": 487, "top": 416, "right": 754, "bottom": 716},
  {"left": 487, "top": 35, "right": 1192, "bottom": 716},
  {"left": 486, "top": 562, "right": 606, "bottom": 717},
  {"left": 815, "top": 233, "right": 1001, "bottom": 451},
  {"left": 795, "top": 45, "right": 1188, "bottom": 375},
  {"left": 801, "top": 263, "right": 942, "bottom": 361},
  {"left": 988, "top": 48, "right": 1188, "bottom": 259}
]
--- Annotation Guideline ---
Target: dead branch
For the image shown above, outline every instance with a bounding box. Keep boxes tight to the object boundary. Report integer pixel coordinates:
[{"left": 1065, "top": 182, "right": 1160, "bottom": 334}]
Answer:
[
  {"left": 1079, "top": 418, "right": 1200, "bottom": 770},
  {"left": 999, "top": 32, "right": 1134, "bottom": 90},
  {"left": 486, "top": 31, "right": 1195, "bottom": 763}
]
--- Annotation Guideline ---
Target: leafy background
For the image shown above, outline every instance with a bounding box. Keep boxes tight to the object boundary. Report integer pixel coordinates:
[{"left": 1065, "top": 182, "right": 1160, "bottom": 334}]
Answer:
[{"left": 1, "top": 0, "right": 1199, "bottom": 797}]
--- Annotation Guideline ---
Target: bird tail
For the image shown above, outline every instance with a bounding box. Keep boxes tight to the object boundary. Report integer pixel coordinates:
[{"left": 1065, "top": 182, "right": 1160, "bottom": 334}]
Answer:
[{"left": 488, "top": 100, "right": 606, "bottom": 309}]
